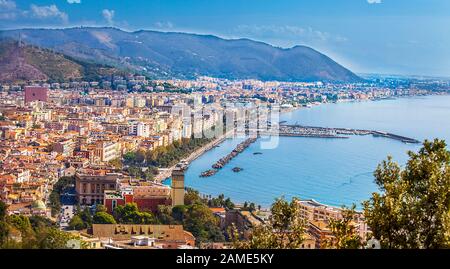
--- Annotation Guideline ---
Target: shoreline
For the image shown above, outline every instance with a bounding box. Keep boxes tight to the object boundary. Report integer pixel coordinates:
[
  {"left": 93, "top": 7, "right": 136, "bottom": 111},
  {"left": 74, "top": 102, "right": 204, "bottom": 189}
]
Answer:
[
  {"left": 155, "top": 130, "right": 234, "bottom": 182},
  {"left": 176, "top": 94, "right": 441, "bottom": 210}
]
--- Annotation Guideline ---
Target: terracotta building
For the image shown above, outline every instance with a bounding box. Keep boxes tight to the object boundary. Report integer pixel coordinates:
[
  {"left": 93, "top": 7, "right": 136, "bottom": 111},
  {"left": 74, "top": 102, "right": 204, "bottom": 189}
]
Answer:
[
  {"left": 91, "top": 224, "right": 195, "bottom": 249},
  {"left": 75, "top": 172, "right": 121, "bottom": 205},
  {"left": 24, "top": 86, "right": 48, "bottom": 104}
]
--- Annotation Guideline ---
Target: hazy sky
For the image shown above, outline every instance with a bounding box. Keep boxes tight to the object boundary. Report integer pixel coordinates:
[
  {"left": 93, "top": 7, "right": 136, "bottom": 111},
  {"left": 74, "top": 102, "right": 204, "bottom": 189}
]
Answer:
[{"left": 1, "top": 0, "right": 450, "bottom": 77}]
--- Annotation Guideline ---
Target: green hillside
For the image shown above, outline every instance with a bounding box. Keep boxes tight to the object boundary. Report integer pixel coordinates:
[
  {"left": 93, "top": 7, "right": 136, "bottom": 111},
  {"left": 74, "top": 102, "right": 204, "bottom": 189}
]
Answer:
[{"left": 0, "top": 40, "right": 127, "bottom": 83}]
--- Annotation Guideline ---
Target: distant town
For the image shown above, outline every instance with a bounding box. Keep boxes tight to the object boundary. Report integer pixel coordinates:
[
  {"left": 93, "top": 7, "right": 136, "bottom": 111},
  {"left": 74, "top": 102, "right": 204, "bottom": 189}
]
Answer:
[{"left": 0, "top": 74, "right": 449, "bottom": 249}]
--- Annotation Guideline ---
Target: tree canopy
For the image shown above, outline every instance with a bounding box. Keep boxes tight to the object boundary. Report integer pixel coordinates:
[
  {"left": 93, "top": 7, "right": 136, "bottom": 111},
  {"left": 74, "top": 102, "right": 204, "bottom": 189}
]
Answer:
[
  {"left": 363, "top": 139, "right": 450, "bottom": 249},
  {"left": 232, "top": 197, "right": 306, "bottom": 249}
]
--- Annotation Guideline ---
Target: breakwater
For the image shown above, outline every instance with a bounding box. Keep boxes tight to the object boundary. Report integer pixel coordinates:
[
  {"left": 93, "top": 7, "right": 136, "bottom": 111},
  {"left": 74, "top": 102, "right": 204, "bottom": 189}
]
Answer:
[
  {"left": 200, "top": 137, "right": 257, "bottom": 177},
  {"left": 271, "top": 125, "right": 420, "bottom": 144}
]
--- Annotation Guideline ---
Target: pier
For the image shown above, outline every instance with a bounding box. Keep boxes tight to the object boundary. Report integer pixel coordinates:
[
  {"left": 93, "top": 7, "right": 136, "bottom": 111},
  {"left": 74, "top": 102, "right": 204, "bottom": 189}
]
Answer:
[
  {"left": 271, "top": 124, "right": 420, "bottom": 144},
  {"left": 200, "top": 137, "right": 257, "bottom": 177}
]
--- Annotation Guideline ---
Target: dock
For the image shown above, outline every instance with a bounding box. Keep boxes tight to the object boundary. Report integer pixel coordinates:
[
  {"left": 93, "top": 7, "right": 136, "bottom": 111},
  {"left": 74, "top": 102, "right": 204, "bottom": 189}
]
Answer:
[
  {"left": 200, "top": 136, "right": 257, "bottom": 177},
  {"left": 270, "top": 124, "right": 420, "bottom": 144}
]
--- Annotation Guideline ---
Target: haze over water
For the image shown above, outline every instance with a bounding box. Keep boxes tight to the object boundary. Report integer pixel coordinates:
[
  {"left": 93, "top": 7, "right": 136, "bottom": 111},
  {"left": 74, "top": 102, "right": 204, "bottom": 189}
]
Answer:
[{"left": 184, "top": 95, "right": 450, "bottom": 209}]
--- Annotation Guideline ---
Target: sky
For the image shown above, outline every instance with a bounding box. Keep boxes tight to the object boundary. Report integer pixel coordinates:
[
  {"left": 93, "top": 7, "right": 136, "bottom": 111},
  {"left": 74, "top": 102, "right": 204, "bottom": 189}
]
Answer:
[{"left": 1, "top": 0, "right": 450, "bottom": 77}]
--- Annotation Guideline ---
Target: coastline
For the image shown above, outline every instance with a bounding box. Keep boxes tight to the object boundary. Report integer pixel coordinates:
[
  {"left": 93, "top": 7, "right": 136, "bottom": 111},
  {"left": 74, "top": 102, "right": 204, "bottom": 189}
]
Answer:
[
  {"left": 179, "top": 94, "right": 444, "bottom": 210},
  {"left": 155, "top": 130, "right": 234, "bottom": 182}
]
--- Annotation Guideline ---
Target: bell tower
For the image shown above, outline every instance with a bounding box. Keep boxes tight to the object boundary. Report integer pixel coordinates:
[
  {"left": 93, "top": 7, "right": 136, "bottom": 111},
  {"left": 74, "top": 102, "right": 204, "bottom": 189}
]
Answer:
[{"left": 171, "top": 165, "right": 186, "bottom": 206}]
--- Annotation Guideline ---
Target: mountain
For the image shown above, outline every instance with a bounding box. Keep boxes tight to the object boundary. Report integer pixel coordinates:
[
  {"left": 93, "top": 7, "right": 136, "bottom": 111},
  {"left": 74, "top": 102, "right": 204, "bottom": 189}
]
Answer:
[
  {"left": 0, "top": 27, "right": 362, "bottom": 82},
  {"left": 0, "top": 40, "right": 125, "bottom": 83}
]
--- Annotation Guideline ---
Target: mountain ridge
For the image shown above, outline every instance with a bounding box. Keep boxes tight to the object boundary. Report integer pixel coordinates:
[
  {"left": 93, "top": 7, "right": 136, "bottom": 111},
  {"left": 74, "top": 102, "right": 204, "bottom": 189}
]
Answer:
[
  {"left": 0, "top": 27, "right": 362, "bottom": 83},
  {"left": 0, "top": 39, "right": 127, "bottom": 83}
]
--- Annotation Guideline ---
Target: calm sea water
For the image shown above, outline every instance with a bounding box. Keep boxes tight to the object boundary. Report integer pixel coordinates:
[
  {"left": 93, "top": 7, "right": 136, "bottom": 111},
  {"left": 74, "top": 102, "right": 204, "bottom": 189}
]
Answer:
[{"left": 180, "top": 95, "right": 450, "bottom": 209}]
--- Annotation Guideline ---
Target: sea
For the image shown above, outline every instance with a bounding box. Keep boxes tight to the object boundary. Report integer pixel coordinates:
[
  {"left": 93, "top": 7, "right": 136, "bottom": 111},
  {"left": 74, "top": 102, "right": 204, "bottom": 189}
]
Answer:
[{"left": 167, "top": 95, "right": 450, "bottom": 209}]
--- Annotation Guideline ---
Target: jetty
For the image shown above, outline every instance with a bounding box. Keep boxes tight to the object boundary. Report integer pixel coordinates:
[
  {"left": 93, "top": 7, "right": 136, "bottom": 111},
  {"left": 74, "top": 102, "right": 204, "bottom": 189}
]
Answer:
[
  {"left": 156, "top": 130, "right": 233, "bottom": 181},
  {"left": 200, "top": 169, "right": 218, "bottom": 178},
  {"left": 212, "top": 137, "right": 257, "bottom": 169},
  {"left": 200, "top": 137, "right": 257, "bottom": 177},
  {"left": 258, "top": 124, "right": 420, "bottom": 144}
]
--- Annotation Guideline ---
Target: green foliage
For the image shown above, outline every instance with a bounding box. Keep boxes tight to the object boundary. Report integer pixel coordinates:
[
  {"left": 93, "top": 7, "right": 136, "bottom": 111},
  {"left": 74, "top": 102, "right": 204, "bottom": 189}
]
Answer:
[
  {"left": 68, "top": 215, "right": 85, "bottom": 231},
  {"left": 49, "top": 176, "right": 75, "bottom": 217},
  {"left": 363, "top": 139, "right": 450, "bottom": 249},
  {"left": 35, "top": 227, "right": 79, "bottom": 249},
  {"left": 184, "top": 188, "right": 205, "bottom": 205},
  {"left": 0, "top": 210, "right": 8, "bottom": 246},
  {"left": 242, "top": 201, "right": 257, "bottom": 212},
  {"left": 183, "top": 203, "right": 225, "bottom": 244},
  {"left": 208, "top": 194, "right": 235, "bottom": 209},
  {"left": 95, "top": 204, "right": 107, "bottom": 213},
  {"left": 0, "top": 201, "right": 6, "bottom": 221},
  {"left": 324, "top": 205, "right": 363, "bottom": 249},
  {"left": 68, "top": 206, "right": 92, "bottom": 230},
  {"left": 28, "top": 215, "right": 56, "bottom": 231},
  {"left": 0, "top": 201, "right": 76, "bottom": 249},
  {"left": 124, "top": 138, "right": 212, "bottom": 169},
  {"left": 154, "top": 190, "right": 226, "bottom": 244},
  {"left": 109, "top": 158, "right": 123, "bottom": 170},
  {"left": 155, "top": 205, "right": 177, "bottom": 225},
  {"left": 93, "top": 212, "right": 116, "bottom": 224},
  {"left": 148, "top": 138, "right": 213, "bottom": 168},
  {"left": 113, "top": 203, "right": 155, "bottom": 224},
  {"left": 232, "top": 197, "right": 306, "bottom": 249}
]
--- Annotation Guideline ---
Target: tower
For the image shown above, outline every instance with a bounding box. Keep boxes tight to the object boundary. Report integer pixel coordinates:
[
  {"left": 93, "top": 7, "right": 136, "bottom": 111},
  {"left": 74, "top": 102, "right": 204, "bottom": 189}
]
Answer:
[{"left": 171, "top": 165, "right": 186, "bottom": 206}]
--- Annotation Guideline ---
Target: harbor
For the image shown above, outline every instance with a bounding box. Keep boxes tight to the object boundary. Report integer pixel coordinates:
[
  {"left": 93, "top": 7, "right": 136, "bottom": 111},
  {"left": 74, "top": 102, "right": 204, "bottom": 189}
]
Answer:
[
  {"left": 197, "top": 123, "right": 420, "bottom": 179},
  {"left": 260, "top": 124, "right": 421, "bottom": 144}
]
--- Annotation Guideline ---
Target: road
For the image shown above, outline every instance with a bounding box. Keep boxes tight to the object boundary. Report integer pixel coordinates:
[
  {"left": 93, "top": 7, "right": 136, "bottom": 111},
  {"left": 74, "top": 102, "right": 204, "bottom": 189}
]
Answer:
[
  {"left": 59, "top": 205, "right": 75, "bottom": 229},
  {"left": 155, "top": 130, "right": 233, "bottom": 182}
]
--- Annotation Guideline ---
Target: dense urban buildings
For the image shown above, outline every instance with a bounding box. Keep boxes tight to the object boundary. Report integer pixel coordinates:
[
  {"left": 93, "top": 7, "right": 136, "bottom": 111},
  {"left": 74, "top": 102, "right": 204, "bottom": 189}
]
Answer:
[{"left": 0, "top": 75, "right": 448, "bottom": 249}]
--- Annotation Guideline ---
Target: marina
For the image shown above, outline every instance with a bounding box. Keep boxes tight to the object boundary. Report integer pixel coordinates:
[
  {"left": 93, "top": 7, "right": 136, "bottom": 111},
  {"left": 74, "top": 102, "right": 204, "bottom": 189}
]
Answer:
[
  {"left": 185, "top": 95, "right": 450, "bottom": 208},
  {"left": 269, "top": 124, "right": 420, "bottom": 144}
]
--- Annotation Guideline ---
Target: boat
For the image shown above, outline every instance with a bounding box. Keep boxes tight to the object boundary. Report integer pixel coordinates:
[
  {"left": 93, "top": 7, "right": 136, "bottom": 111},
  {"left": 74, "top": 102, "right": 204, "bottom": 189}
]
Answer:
[
  {"left": 253, "top": 152, "right": 263, "bottom": 155},
  {"left": 232, "top": 167, "right": 243, "bottom": 172}
]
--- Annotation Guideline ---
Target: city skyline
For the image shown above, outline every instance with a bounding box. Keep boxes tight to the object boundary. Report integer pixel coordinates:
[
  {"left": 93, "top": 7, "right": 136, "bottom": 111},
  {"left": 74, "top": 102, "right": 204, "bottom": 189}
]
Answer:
[{"left": 0, "top": 0, "right": 449, "bottom": 78}]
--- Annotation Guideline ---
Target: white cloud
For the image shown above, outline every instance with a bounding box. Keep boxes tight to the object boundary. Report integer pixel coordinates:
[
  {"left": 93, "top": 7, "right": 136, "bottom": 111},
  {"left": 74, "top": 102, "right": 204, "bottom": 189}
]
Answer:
[
  {"left": 154, "top": 21, "right": 174, "bottom": 30},
  {"left": 235, "top": 25, "right": 347, "bottom": 44},
  {"left": 67, "top": 0, "right": 81, "bottom": 3},
  {"left": 367, "top": 0, "right": 382, "bottom": 4},
  {"left": 30, "top": 4, "right": 68, "bottom": 23},
  {"left": 0, "top": 0, "right": 16, "bottom": 9},
  {"left": 102, "top": 9, "right": 115, "bottom": 25},
  {"left": 0, "top": 0, "right": 17, "bottom": 20}
]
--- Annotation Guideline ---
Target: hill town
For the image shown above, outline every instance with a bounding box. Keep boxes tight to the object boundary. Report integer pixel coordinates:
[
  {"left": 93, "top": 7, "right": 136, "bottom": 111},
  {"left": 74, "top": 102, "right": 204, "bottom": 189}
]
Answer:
[{"left": 1, "top": 72, "right": 448, "bottom": 249}]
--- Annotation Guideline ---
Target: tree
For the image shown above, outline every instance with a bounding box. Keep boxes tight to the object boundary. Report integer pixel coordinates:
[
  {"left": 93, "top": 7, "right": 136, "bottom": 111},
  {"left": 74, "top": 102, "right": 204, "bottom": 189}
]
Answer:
[
  {"left": 183, "top": 203, "right": 225, "bottom": 243},
  {"left": 93, "top": 212, "right": 116, "bottom": 224},
  {"left": 155, "top": 205, "right": 177, "bottom": 225},
  {"left": 184, "top": 188, "right": 204, "bottom": 205},
  {"left": 324, "top": 205, "right": 363, "bottom": 249},
  {"left": 95, "top": 204, "right": 108, "bottom": 213},
  {"left": 68, "top": 215, "right": 85, "bottom": 231},
  {"left": 232, "top": 197, "right": 306, "bottom": 249},
  {"left": 36, "top": 227, "right": 79, "bottom": 249},
  {"left": 0, "top": 201, "right": 76, "bottom": 249},
  {"left": 49, "top": 176, "right": 75, "bottom": 216},
  {"left": 363, "top": 139, "right": 450, "bottom": 249},
  {"left": 79, "top": 207, "right": 93, "bottom": 228},
  {"left": 113, "top": 203, "right": 155, "bottom": 224},
  {"left": 0, "top": 201, "right": 9, "bottom": 246},
  {"left": 0, "top": 201, "right": 7, "bottom": 221},
  {"left": 109, "top": 158, "right": 123, "bottom": 170}
]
